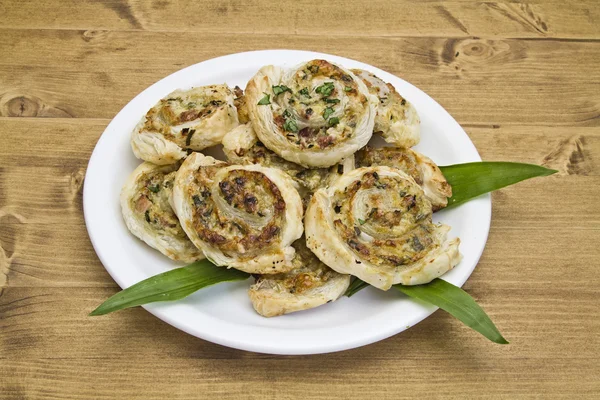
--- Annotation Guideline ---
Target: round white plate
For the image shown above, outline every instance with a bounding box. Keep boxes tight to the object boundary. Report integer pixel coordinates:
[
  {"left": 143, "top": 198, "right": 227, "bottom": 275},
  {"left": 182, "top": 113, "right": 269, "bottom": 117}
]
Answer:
[{"left": 84, "top": 50, "right": 490, "bottom": 355}]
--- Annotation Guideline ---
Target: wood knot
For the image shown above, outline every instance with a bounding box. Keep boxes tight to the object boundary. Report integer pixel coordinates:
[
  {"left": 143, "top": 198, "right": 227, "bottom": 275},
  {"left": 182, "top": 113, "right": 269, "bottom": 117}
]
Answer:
[
  {"left": 0, "top": 90, "right": 73, "bottom": 118},
  {"left": 542, "top": 136, "right": 592, "bottom": 176},
  {"left": 4, "top": 95, "right": 40, "bottom": 117},
  {"left": 82, "top": 30, "right": 109, "bottom": 42},
  {"left": 440, "top": 39, "right": 527, "bottom": 75}
]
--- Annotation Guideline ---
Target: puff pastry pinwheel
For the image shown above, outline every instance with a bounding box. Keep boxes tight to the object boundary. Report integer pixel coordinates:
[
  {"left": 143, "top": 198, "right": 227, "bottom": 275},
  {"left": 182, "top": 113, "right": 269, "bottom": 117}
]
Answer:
[
  {"left": 356, "top": 146, "right": 451, "bottom": 210},
  {"left": 131, "top": 85, "right": 239, "bottom": 165},
  {"left": 351, "top": 69, "right": 420, "bottom": 148},
  {"left": 305, "top": 167, "right": 461, "bottom": 290},
  {"left": 120, "top": 162, "right": 205, "bottom": 263},
  {"left": 245, "top": 60, "right": 378, "bottom": 168},
  {"left": 222, "top": 123, "right": 355, "bottom": 201},
  {"left": 248, "top": 238, "right": 350, "bottom": 317},
  {"left": 171, "top": 152, "right": 304, "bottom": 274}
]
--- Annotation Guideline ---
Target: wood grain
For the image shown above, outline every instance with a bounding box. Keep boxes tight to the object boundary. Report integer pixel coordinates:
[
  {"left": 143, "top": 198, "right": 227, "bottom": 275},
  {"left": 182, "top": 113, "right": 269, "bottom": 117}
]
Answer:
[
  {"left": 1, "top": 0, "right": 600, "bottom": 398},
  {"left": 1, "top": 30, "right": 599, "bottom": 126},
  {"left": 1, "top": 1, "right": 599, "bottom": 39}
]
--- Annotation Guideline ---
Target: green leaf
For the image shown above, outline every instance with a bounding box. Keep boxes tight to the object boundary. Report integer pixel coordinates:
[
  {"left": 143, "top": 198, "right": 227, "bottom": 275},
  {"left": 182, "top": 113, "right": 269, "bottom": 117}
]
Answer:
[
  {"left": 89, "top": 260, "right": 250, "bottom": 316},
  {"left": 325, "top": 98, "right": 340, "bottom": 104},
  {"left": 283, "top": 118, "right": 298, "bottom": 133},
  {"left": 299, "top": 87, "right": 310, "bottom": 97},
  {"left": 345, "top": 277, "right": 369, "bottom": 297},
  {"left": 272, "top": 85, "right": 291, "bottom": 96},
  {"left": 323, "top": 107, "right": 334, "bottom": 120},
  {"left": 315, "top": 82, "right": 335, "bottom": 97},
  {"left": 395, "top": 279, "right": 508, "bottom": 344},
  {"left": 440, "top": 162, "right": 557, "bottom": 208},
  {"left": 257, "top": 93, "right": 271, "bottom": 105},
  {"left": 328, "top": 117, "right": 340, "bottom": 127},
  {"left": 345, "top": 278, "right": 508, "bottom": 344},
  {"left": 344, "top": 86, "right": 352, "bottom": 92}
]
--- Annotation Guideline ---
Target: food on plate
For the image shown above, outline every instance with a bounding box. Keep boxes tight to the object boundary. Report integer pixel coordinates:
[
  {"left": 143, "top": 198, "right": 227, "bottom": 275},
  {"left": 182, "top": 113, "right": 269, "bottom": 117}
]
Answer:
[
  {"left": 305, "top": 166, "right": 461, "bottom": 290},
  {"left": 233, "top": 86, "right": 250, "bottom": 124},
  {"left": 222, "top": 123, "right": 354, "bottom": 203},
  {"left": 170, "top": 152, "right": 304, "bottom": 274},
  {"left": 131, "top": 85, "right": 239, "bottom": 165},
  {"left": 248, "top": 238, "right": 350, "bottom": 317},
  {"left": 356, "top": 146, "right": 451, "bottom": 210},
  {"left": 245, "top": 59, "right": 378, "bottom": 168},
  {"left": 120, "top": 162, "right": 205, "bottom": 263},
  {"left": 351, "top": 69, "right": 420, "bottom": 148},
  {"left": 117, "top": 57, "right": 466, "bottom": 317}
]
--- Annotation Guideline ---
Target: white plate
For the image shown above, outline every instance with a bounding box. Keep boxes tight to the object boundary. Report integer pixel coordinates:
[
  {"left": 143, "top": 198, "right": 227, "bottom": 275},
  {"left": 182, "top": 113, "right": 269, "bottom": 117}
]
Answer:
[{"left": 84, "top": 50, "right": 490, "bottom": 355}]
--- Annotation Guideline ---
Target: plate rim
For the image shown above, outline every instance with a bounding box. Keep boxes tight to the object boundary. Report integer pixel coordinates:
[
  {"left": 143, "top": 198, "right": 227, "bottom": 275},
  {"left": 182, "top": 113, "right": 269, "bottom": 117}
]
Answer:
[{"left": 83, "top": 49, "right": 491, "bottom": 355}]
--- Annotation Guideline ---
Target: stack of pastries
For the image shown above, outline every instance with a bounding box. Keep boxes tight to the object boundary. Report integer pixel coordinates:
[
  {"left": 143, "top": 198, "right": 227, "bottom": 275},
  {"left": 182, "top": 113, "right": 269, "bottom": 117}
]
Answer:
[{"left": 121, "top": 59, "right": 461, "bottom": 317}]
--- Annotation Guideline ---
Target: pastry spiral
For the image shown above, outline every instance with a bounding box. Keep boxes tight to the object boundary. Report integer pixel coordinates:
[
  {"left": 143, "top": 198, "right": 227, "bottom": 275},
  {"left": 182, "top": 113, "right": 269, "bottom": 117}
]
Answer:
[
  {"left": 248, "top": 238, "right": 350, "bottom": 317},
  {"left": 351, "top": 69, "right": 420, "bottom": 148},
  {"left": 222, "top": 123, "right": 355, "bottom": 202},
  {"left": 245, "top": 59, "right": 377, "bottom": 167},
  {"left": 356, "top": 146, "right": 451, "bottom": 210},
  {"left": 131, "top": 85, "right": 239, "bottom": 165},
  {"left": 120, "top": 162, "right": 205, "bottom": 263},
  {"left": 170, "top": 153, "right": 304, "bottom": 274},
  {"left": 305, "top": 167, "right": 461, "bottom": 290}
]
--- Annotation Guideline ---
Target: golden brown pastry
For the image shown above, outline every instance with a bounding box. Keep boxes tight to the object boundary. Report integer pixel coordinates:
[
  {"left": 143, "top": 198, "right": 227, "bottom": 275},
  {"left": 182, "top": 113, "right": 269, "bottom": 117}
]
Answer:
[
  {"left": 248, "top": 239, "right": 350, "bottom": 317},
  {"left": 305, "top": 166, "right": 461, "bottom": 290},
  {"left": 356, "top": 146, "right": 451, "bottom": 210},
  {"left": 131, "top": 85, "right": 239, "bottom": 165},
  {"left": 170, "top": 153, "right": 304, "bottom": 274},
  {"left": 120, "top": 162, "right": 204, "bottom": 263},
  {"left": 222, "top": 123, "right": 354, "bottom": 204},
  {"left": 245, "top": 60, "right": 377, "bottom": 167},
  {"left": 352, "top": 69, "right": 420, "bottom": 148}
]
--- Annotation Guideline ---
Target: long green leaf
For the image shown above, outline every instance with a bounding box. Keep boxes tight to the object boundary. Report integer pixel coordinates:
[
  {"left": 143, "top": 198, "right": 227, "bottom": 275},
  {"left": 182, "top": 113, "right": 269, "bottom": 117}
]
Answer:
[
  {"left": 395, "top": 279, "right": 508, "bottom": 344},
  {"left": 440, "top": 161, "right": 557, "bottom": 208},
  {"left": 90, "top": 260, "right": 250, "bottom": 316},
  {"left": 345, "top": 278, "right": 369, "bottom": 297}
]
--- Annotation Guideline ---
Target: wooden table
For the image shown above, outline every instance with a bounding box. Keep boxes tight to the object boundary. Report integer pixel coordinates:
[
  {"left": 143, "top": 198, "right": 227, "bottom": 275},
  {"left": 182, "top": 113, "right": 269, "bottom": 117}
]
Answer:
[{"left": 1, "top": 1, "right": 599, "bottom": 398}]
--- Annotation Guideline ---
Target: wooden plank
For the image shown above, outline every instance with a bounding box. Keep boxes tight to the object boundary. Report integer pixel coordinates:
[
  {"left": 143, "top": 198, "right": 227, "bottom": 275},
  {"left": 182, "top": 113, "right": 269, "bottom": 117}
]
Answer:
[
  {"left": 0, "top": 1, "right": 599, "bottom": 39},
  {"left": 0, "top": 283, "right": 598, "bottom": 398},
  {"left": 0, "top": 120, "right": 598, "bottom": 288},
  {"left": 0, "top": 31, "right": 599, "bottom": 126}
]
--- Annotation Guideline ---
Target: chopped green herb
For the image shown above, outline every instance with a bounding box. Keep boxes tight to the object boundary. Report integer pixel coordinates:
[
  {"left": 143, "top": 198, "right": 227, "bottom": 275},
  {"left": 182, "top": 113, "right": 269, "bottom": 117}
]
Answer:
[
  {"left": 358, "top": 218, "right": 366, "bottom": 225},
  {"left": 325, "top": 98, "right": 340, "bottom": 104},
  {"left": 299, "top": 88, "right": 310, "bottom": 97},
  {"left": 344, "top": 86, "right": 352, "bottom": 92},
  {"left": 282, "top": 109, "right": 291, "bottom": 118},
  {"left": 185, "top": 129, "right": 196, "bottom": 146},
  {"left": 257, "top": 93, "right": 271, "bottom": 105},
  {"left": 323, "top": 107, "right": 334, "bottom": 120},
  {"left": 272, "top": 85, "right": 291, "bottom": 96},
  {"left": 283, "top": 119, "right": 298, "bottom": 133},
  {"left": 148, "top": 184, "right": 160, "bottom": 193},
  {"left": 315, "top": 82, "right": 335, "bottom": 97},
  {"left": 328, "top": 117, "right": 340, "bottom": 126}
]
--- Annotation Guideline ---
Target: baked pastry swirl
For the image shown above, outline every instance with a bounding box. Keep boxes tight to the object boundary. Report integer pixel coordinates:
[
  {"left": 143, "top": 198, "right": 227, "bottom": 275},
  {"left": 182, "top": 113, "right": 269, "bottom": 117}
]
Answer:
[
  {"left": 305, "top": 166, "right": 461, "bottom": 290},
  {"left": 248, "top": 238, "right": 350, "bottom": 317},
  {"left": 352, "top": 69, "right": 420, "bottom": 148},
  {"left": 131, "top": 85, "right": 239, "bottom": 165},
  {"left": 171, "top": 153, "right": 303, "bottom": 274},
  {"left": 222, "top": 123, "right": 355, "bottom": 202},
  {"left": 356, "top": 146, "right": 451, "bottom": 210},
  {"left": 120, "top": 162, "right": 205, "bottom": 263},
  {"left": 245, "top": 59, "right": 377, "bottom": 167}
]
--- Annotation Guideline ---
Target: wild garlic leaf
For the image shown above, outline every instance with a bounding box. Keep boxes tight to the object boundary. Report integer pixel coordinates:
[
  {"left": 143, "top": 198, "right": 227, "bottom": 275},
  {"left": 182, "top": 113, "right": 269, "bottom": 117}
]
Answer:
[
  {"left": 439, "top": 162, "right": 557, "bottom": 208},
  {"left": 89, "top": 260, "right": 250, "bottom": 316}
]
